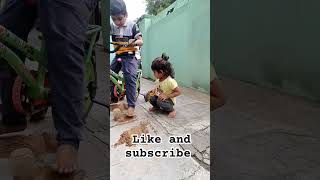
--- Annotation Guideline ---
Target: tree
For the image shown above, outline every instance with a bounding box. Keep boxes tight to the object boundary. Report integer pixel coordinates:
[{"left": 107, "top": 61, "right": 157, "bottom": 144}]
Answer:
[{"left": 145, "top": 0, "right": 176, "bottom": 15}]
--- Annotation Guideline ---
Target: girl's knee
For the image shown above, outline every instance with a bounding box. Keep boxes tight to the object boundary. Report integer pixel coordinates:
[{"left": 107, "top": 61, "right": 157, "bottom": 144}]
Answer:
[{"left": 157, "top": 101, "right": 174, "bottom": 112}]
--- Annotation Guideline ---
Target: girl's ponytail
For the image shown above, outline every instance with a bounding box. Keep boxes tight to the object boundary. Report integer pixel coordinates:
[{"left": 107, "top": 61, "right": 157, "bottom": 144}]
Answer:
[{"left": 161, "top": 53, "right": 169, "bottom": 61}]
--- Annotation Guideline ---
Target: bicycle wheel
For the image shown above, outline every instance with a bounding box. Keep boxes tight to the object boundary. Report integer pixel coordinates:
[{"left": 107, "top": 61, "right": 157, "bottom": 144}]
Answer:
[{"left": 110, "top": 84, "right": 119, "bottom": 103}]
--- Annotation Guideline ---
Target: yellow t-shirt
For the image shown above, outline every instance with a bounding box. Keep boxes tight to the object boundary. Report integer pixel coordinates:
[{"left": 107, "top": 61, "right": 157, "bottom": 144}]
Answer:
[{"left": 155, "top": 76, "right": 178, "bottom": 104}]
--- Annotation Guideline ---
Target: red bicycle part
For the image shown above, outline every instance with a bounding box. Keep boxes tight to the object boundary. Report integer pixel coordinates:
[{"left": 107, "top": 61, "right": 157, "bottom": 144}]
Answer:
[
  {"left": 12, "top": 76, "right": 29, "bottom": 115},
  {"left": 12, "top": 71, "right": 49, "bottom": 115},
  {"left": 113, "top": 84, "right": 125, "bottom": 99}
]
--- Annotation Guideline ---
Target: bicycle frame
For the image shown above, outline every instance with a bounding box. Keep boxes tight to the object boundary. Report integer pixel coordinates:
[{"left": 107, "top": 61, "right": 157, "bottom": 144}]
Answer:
[
  {"left": 110, "top": 67, "right": 143, "bottom": 99},
  {"left": 110, "top": 70, "right": 125, "bottom": 93}
]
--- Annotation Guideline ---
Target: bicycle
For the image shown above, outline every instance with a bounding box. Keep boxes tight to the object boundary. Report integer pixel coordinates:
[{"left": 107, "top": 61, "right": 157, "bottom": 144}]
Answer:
[{"left": 0, "top": 0, "right": 109, "bottom": 127}]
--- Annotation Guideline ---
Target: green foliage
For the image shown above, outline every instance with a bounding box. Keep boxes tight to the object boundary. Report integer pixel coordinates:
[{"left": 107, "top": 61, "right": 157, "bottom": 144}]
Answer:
[{"left": 145, "top": 0, "right": 176, "bottom": 15}]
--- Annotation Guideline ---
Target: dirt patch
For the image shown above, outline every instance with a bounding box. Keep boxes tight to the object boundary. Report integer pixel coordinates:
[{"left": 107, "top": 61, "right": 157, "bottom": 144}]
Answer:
[
  {"left": 114, "top": 122, "right": 149, "bottom": 147},
  {"left": 112, "top": 105, "right": 136, "bottom": 124},
  {"left": 110, "top": 103, "right": 128, "bottom": 112},
  {"left": 0, "top": 132, "right": 57, "bottom": 158}
]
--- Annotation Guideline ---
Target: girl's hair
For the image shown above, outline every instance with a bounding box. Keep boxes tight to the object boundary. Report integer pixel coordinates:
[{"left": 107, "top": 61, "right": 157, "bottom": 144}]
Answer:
[
  {"left": 151, "top": 53, "right": 175, "bottom": 78},
  {"left": 111, "top": 0, "right": 127, "bottom": 16}
]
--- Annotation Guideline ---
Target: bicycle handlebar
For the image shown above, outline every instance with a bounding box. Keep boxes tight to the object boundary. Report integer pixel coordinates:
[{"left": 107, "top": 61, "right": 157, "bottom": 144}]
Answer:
[{"left": 107, "top": 38, "right": 138, "bottom": 54}]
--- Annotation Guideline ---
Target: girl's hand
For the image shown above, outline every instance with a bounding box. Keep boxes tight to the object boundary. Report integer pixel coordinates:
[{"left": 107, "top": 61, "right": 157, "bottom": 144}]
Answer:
[
  {"left": 159, "top": 93, "right": 169, "bottom": 101},
  {"left": 150, "top": 88, "right": 157, "bottom": 95}
]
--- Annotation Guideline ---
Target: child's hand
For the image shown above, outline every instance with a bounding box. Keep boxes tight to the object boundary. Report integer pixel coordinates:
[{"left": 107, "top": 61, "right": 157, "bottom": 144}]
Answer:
[
  {"left": 159, "top": 93, "right": 169, "bottom": 101},
  {"left": 128, "top": 39, "right": 136, "bottom": 46}
]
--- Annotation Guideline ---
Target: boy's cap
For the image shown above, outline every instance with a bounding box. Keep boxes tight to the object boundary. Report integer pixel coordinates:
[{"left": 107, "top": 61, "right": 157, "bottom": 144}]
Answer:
[{"left": 111, "top": 0, "right": 127, "bottom": 16}]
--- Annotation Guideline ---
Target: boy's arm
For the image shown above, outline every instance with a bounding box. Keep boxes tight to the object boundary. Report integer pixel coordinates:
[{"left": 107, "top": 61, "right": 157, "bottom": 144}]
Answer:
[
  {"left": 129, "top": 36, "right": 143, "bottom": 46},
  {"left": 129, "top": 23, "right": 143, "bottom": 46},
  {"left": 134, "top": 36, "right": 143, "bottom": 47}
]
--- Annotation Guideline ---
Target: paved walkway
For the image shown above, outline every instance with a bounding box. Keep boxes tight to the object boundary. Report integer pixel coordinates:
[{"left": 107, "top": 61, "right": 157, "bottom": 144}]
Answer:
[{"left": 110, "top": 78, "right": 211, "bottom": 180}]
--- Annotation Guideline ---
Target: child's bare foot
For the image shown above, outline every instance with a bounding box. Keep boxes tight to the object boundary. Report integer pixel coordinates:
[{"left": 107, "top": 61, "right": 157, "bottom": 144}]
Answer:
[
  {"left": 168, "top": 111, "right": 176, "bottom": 118},
  {"left": 127, "top": 107, "right": 135, "bottom": 117},
  {"left": 149, "top": 107, "right": 159, "bottom": 112},
  {"left": 55, "top": 144, "right": 78, "bottom": 174}
]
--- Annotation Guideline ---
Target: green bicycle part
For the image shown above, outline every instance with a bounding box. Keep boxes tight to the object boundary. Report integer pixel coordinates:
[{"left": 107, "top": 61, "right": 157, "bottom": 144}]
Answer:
[
  {"left": 0, "top": 32, "right": 48, "bottom": 100},
  {"left": 0, "top": 25, "right": 42, "bottom": 64},
  {"left": 83, "top": 26, "right": 100, "bottom": 119},
  {"left": 110, "top": 70, "right": 125, "bottom": 92}
]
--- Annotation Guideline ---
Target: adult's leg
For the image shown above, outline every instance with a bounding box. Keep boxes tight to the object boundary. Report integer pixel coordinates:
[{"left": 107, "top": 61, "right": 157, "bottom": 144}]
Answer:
[
  {"left": 0, "top": 0, "right": 37, "bottom": 125},
  {"left": 39, "top": 0, "right": 97, "bottom": 173}
]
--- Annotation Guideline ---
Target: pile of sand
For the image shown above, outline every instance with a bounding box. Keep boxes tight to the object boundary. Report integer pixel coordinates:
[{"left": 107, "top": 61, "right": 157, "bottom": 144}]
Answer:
[
  {"left": 114, "top": 122, "right": 149, "bottom": 147},
  {"left": 111, "top": 103, "right": 136, "bottom": 124}
]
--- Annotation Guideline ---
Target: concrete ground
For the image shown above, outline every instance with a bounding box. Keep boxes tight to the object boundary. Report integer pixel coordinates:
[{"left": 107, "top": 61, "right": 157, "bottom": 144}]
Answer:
[
  {"left": 110, "top": 78, "right": 211, "bottom": 180},
  {"left": 214, "top": 77, "right": 320, "bottom": 180}
]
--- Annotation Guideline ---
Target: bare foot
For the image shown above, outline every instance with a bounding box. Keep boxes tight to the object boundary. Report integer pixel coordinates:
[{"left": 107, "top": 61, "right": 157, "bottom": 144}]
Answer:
[
  {"left": 127, "top": 107, "right": 135, "bottom": 117},
  {"left": 55, "top": 144, "right": 78, "bottom": 174},
  {"left": 148, "top": 107, "right": 159, "bottom": 112},
  {"left": 168, "top": 111, "right": 176, "bottom": 118}
]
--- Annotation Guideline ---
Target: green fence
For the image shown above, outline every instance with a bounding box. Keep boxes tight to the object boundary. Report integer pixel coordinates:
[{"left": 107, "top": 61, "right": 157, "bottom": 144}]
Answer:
[
  {"left": 214, "top": 0, "right": 320, "bottom": 102},
  {"left": 138, "top": 0, "right": 210, "bottom": 93}
]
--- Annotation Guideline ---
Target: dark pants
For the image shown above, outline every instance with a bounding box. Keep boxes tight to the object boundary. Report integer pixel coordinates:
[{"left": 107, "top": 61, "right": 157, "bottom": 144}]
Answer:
[
  {"left": 149, "top": 96, "right": 174, "bottom": 112},
  {"left": 0, "top": 0, "right": 97, "bottom": 148},
  {"left": 111, "top": 55, "right": 138, "bottom": 108}
]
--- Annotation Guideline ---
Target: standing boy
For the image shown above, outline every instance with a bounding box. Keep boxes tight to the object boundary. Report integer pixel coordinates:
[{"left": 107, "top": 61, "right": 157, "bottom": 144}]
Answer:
[{"left": 110, "top": 0, "right": 143, "bottom": 117}]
